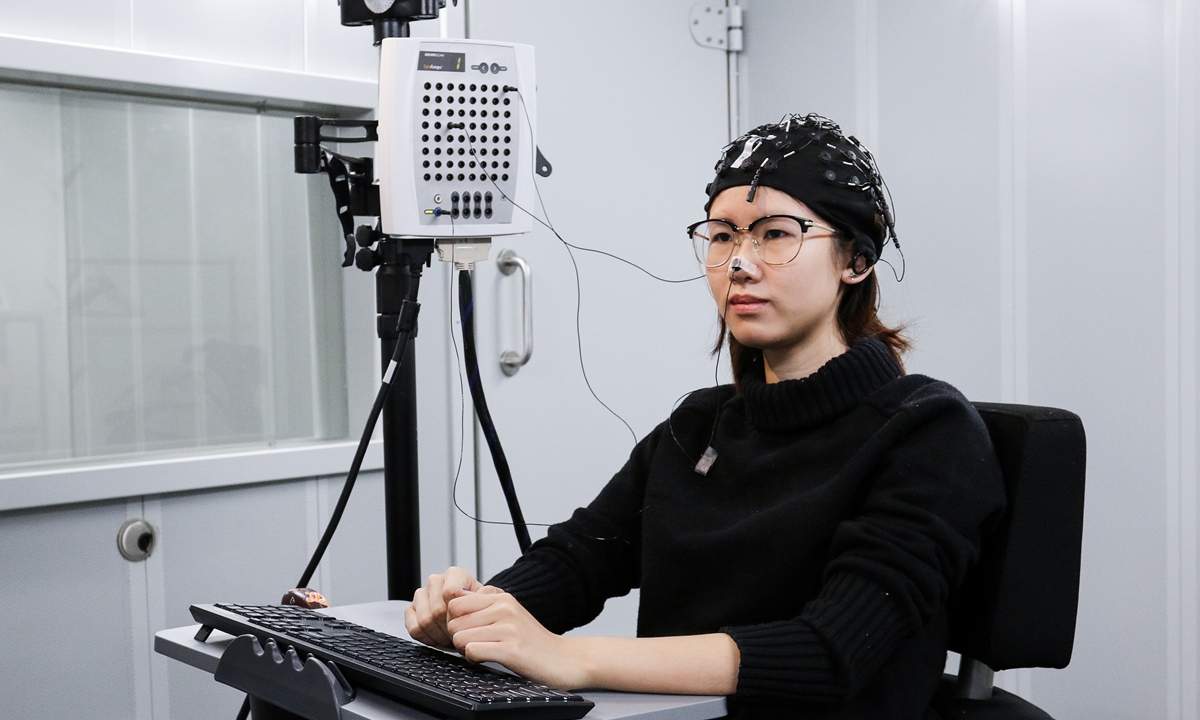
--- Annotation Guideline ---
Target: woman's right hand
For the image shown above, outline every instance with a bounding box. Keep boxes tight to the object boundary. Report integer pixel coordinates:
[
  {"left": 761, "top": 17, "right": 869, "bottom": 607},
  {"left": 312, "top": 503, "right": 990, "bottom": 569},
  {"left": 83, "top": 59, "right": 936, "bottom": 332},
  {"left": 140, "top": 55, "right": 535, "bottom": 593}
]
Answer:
[{"left": 404, "top": 566, "right": 484, "bottom": 649}]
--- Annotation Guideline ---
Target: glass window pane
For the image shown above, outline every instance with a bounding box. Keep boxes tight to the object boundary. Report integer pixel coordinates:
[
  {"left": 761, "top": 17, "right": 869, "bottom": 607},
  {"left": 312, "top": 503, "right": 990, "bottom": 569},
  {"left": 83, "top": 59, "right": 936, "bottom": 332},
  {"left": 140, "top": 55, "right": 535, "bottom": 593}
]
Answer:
[{"left": 0, "top": 84, "right": 348, "bottom": 468}]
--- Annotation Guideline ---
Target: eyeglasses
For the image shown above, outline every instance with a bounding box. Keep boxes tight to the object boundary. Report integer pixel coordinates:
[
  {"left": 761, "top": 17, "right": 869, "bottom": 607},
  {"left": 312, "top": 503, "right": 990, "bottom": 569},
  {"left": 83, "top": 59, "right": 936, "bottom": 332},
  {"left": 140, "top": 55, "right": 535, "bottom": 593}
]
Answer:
[{"left": 685, "top": 215, "right": 837, "bottom": 268}]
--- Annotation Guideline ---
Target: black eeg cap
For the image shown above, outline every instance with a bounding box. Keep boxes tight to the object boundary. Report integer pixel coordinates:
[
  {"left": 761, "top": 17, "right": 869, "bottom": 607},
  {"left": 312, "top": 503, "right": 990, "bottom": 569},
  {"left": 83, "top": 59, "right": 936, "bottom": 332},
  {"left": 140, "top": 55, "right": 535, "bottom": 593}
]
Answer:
[{"left": 704, "top": 113, "right": 898, "bottom": 267}]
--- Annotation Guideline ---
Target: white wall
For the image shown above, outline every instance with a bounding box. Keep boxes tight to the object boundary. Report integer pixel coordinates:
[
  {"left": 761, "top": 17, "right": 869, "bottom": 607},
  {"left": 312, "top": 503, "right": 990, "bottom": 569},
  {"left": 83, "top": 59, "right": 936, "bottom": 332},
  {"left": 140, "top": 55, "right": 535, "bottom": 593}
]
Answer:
[{"left": 744, "top": 0, "right": 1193, "bottom": 717}]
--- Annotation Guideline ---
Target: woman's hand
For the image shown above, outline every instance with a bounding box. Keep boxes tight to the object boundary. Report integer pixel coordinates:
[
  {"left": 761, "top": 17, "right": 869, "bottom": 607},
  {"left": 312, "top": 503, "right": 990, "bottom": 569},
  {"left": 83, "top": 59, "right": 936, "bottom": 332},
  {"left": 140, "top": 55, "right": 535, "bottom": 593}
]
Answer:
[
  {"left": 404, "top": 566, "right": 484, "bottom": 650},
  {"left": 413, "top": 577, "right": 739, "bottom": 694},
  {"left": 446, "top": 588, "right": 588, "bottom": 690}
]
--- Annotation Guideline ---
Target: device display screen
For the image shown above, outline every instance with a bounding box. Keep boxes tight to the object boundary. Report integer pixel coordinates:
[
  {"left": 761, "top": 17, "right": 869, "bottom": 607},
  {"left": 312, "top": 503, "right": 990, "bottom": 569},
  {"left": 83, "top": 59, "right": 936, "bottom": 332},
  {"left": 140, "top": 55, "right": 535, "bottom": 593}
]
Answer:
[{"left": 418, "top": 51, "right": 466, "bottom": 73}]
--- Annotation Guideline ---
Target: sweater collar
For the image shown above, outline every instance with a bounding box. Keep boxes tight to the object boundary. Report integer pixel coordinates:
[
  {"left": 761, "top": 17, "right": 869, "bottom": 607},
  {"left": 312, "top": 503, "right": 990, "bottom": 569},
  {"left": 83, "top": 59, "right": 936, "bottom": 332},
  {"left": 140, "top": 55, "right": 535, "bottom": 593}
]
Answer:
[{"left": 740, "top": 337, "right": 902, "bottom": 431}]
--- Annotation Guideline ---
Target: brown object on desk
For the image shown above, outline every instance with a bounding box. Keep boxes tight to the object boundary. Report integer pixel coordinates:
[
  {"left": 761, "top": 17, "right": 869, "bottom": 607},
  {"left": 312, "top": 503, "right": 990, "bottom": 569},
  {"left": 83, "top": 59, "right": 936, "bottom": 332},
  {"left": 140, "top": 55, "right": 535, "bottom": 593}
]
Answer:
[{"left": 281, "top": 587, "right": 329, "bottom": 609}]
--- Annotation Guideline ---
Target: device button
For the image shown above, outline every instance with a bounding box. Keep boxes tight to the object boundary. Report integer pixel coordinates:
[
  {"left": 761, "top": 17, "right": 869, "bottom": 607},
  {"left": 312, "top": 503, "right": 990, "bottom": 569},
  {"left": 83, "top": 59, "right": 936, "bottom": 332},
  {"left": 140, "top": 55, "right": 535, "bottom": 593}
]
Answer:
[{"left": 490, "top": 63, "right": 501, "bottom": 74}]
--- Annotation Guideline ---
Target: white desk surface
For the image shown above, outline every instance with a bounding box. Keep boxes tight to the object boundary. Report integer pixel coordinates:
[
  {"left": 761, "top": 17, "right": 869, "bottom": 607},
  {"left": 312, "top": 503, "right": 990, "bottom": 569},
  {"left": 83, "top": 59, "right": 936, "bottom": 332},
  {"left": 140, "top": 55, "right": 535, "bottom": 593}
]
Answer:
[{"left": 155, "top": 600, "right": 727, "bottom": 720}]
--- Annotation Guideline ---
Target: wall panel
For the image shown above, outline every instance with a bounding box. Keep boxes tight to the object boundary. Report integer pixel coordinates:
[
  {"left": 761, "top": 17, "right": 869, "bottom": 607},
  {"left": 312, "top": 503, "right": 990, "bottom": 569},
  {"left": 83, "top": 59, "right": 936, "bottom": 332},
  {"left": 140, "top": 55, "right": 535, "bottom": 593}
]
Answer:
[
  {"left": 1022, "top": 3, "right": 1168, "bottom": 716},
  {"left": 743, "top": 2, "right": 857, "bottom": 130},
  {"left": 130, "top": 0, "right": 306, "bottom": 70},
  {"left": 0, "top": 501, "right": 139, "bottom": 719},
  {"left": 873, "top": 0, "right": 1003, "bottom": 401},
  {"left": 0, "top": 0, "right": 379, "bottom": 83}
]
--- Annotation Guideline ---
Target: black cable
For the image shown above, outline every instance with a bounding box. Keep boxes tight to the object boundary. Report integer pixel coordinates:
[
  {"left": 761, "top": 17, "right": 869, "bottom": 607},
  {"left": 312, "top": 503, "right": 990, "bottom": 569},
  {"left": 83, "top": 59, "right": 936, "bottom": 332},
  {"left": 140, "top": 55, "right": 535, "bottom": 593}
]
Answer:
[
  {"left": 447, "top": 269, "right": 554, "bottom": 531},
  {"left": 445, "top": 269, "right": 609, "bottom": 539},
  {"left": 296, "top": 264, "right": 424, "bottom": 589},
  {"left": 557, "top": 240, "right": 639, "bottom": 445},
  {"left": 457, "top": 269, "right": 533, "bottom": 553},
  {"left": 513, "top": 91, "right": 704, "bottom": 286},
  {"left": 668, "top": 282, "right": 733, "bottom": 465}
]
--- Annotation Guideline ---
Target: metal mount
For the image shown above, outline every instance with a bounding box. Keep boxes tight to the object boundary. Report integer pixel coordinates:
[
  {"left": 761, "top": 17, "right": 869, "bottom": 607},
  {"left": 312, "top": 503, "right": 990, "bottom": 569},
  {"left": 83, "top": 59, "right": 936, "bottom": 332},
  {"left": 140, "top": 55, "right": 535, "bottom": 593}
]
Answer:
[
  {"left": 689, "top": 3, "right": 743, "bottom": 52},
  {"left": 436, "top": 238, "right": 492, "bottom": 270},
  {"left": 340, "top": 0, "right": 457, "bottom": 45}
]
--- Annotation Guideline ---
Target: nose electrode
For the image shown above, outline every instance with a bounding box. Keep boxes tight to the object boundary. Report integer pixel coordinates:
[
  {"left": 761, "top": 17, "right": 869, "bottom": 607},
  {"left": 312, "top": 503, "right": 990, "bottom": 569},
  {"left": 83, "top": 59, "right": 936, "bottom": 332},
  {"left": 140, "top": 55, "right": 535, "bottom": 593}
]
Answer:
[{"left": 730, "top": 256, "right": 759, "bottom": 276}]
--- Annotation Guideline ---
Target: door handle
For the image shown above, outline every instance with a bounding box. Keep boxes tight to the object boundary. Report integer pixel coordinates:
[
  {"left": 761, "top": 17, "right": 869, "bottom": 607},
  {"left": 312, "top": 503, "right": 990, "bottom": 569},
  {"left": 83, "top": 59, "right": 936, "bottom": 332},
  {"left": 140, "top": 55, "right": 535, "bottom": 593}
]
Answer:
[{"left": 497, "top": 249, "right": 533, "bottom": 376}]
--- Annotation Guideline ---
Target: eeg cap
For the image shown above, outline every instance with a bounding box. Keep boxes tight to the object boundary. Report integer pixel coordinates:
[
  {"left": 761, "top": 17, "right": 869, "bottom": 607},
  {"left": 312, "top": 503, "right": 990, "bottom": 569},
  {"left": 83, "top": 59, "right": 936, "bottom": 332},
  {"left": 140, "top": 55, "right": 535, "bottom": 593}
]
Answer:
[{"left": 705, "top": 114, "right": 898, "bottom": 267}]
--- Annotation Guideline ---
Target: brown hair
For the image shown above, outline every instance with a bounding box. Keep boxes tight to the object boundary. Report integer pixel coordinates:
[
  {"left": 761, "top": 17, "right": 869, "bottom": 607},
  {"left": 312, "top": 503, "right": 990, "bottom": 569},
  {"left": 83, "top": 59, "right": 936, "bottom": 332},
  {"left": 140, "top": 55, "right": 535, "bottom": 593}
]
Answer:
[{"left": 714, "top": 230, "right": 910, "bottom": 386}]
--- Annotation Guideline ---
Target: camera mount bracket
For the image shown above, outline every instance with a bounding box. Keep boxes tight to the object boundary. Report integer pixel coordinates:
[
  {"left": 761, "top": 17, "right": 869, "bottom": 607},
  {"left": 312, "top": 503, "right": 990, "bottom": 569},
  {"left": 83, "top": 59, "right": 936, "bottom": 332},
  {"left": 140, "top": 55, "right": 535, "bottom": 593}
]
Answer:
[{"left": 340, "top": 0, "right": 458, "bottom": 45}]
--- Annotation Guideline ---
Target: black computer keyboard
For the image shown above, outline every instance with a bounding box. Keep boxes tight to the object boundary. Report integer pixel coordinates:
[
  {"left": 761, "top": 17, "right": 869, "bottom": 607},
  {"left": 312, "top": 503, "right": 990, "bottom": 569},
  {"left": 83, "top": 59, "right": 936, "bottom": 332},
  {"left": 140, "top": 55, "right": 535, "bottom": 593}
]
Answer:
[{"left": 191, "top": 603, "right": 594, "bottom": 720}]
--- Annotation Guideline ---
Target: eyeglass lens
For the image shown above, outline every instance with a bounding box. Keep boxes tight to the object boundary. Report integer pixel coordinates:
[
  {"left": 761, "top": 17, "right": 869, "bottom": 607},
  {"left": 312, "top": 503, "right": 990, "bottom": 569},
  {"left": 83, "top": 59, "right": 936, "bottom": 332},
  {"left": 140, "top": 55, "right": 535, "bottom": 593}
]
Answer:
[{"left": 690, "top": 217, "right": 807, "bottom": 267}]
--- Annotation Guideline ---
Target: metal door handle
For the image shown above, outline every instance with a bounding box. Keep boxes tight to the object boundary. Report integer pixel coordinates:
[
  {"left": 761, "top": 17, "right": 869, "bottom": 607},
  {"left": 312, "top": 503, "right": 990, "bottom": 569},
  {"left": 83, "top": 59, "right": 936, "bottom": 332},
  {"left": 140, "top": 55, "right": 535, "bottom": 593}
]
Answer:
[{"left": 497, "top": 249, "right": 533, "bottom": 376}]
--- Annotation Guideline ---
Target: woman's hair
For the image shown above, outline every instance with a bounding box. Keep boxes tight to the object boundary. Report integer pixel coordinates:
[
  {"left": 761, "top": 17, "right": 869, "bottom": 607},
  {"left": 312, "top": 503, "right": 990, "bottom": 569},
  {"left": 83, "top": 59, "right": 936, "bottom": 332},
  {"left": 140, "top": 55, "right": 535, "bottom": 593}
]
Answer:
[{"left": 714, "top": 219, "right": 910, "bottom": 385}]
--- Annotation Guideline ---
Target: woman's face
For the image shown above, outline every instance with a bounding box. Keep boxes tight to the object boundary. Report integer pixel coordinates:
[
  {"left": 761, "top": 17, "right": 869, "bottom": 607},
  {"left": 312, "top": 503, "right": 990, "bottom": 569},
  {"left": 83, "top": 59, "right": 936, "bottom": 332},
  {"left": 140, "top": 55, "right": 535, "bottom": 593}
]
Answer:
[{"left": 705, "top": 186, "right": 864, "bottom": 360}]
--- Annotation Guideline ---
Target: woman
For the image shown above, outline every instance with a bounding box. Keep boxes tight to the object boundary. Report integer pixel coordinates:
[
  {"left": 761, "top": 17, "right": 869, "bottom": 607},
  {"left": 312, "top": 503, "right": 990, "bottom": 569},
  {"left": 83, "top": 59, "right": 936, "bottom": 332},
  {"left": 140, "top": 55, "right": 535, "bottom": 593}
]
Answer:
[{"left": 405, "top": 114, "right": 1006, "bottom": 719}]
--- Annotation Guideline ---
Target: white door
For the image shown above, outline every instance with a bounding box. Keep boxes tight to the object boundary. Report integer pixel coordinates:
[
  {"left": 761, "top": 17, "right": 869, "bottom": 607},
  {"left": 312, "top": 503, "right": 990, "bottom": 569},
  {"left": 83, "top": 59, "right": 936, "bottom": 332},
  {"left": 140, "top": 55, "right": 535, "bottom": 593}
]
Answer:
[{"left": 460, "top": 0, "right": 735, "bottom": 636}]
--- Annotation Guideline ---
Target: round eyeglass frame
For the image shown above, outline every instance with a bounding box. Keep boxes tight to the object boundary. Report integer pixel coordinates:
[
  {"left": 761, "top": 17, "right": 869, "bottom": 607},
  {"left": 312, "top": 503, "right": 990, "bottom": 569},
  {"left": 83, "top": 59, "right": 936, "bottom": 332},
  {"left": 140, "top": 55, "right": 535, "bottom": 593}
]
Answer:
[{"left": 685, "top": 214, "right": 838, "bottom": 268}]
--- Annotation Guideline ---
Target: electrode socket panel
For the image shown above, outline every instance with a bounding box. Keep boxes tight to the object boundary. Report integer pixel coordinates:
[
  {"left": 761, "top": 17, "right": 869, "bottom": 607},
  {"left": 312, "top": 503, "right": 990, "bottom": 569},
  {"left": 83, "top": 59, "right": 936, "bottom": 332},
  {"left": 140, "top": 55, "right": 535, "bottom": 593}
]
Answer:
[{"left": 378, "top": 38, "right": 536, "bottom": 237}]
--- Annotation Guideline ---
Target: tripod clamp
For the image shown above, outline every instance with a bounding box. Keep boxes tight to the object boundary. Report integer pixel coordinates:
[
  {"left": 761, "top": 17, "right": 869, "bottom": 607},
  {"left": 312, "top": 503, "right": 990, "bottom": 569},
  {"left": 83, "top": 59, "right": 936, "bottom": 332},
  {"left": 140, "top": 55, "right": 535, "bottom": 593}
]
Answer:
[{"left": 294, "top": 117, "right": 386, "bottom": 269}]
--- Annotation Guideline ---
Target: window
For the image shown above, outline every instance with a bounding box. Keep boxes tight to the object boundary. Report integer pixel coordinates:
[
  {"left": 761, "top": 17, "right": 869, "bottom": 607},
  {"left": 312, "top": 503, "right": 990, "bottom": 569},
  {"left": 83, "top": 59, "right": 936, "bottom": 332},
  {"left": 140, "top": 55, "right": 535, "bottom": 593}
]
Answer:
[{"left": 0, "top": 84, "right": 348, "bottom": 467}]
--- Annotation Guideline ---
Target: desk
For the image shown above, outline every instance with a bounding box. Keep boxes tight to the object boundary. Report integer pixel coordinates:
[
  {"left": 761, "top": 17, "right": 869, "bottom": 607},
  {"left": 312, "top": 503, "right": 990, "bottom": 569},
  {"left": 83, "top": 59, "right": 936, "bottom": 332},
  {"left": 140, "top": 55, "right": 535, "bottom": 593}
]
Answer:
[{"left": 155, "top": 600, "right": 727, "bottom": 720}]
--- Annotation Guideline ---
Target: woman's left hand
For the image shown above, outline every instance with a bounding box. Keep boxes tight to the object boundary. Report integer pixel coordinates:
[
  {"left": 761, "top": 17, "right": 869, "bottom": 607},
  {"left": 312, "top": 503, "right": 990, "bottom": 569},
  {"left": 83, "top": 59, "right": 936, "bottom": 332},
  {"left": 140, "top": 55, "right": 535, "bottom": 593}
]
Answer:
[{"left": 445, "top": 588, "right": 587, "bottom": 690}]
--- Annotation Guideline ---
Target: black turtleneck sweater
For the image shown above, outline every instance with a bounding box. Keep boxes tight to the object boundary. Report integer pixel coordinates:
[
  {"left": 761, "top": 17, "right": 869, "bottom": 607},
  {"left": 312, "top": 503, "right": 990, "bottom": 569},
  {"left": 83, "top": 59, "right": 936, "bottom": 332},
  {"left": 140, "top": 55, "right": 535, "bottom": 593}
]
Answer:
[{"left": 488, "top": 338, "right": 1006, "bottom": 719}]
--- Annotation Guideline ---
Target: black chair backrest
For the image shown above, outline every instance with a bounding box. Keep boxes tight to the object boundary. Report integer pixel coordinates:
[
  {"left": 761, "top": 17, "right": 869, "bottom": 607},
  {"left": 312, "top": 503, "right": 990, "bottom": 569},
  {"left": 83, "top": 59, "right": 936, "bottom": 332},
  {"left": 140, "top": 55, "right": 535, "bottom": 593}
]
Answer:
[{"left": 948, "top": 403, "right": 1087, "bottom": 671}]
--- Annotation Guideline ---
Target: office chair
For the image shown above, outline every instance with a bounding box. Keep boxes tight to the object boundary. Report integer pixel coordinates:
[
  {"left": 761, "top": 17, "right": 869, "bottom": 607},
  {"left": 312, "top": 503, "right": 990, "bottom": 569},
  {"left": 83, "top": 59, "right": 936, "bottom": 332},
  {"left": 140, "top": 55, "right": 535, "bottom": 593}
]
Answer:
[{"left": 932, "top": 403, "right": 1087, "bottom": 720}]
